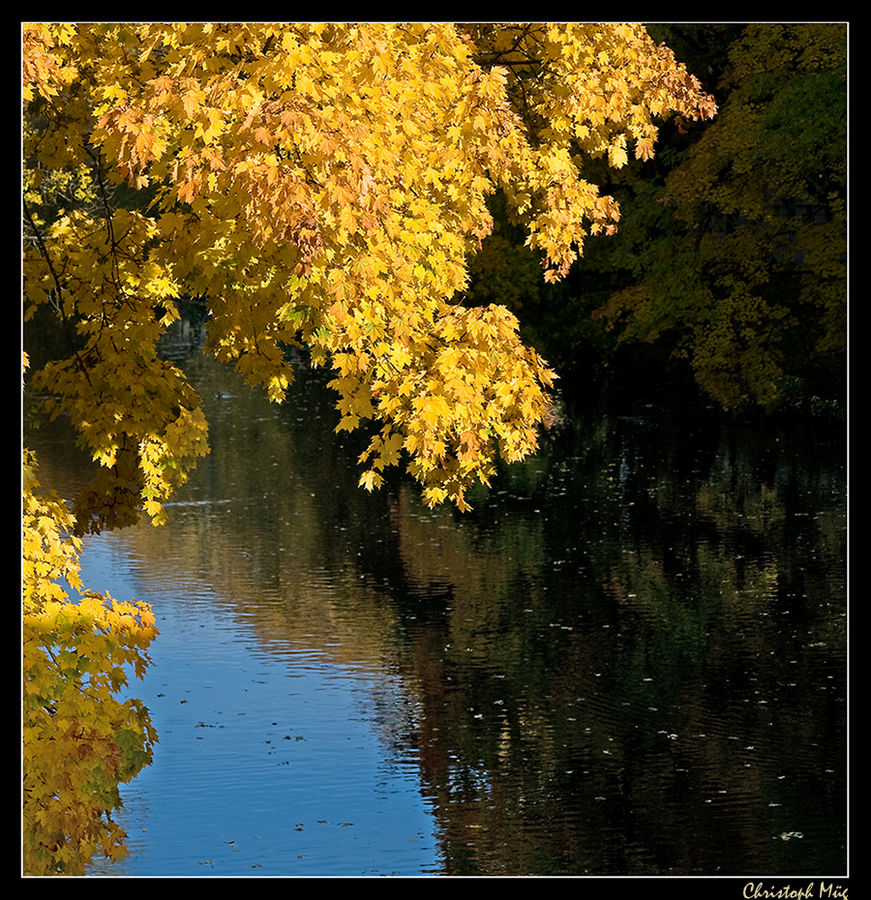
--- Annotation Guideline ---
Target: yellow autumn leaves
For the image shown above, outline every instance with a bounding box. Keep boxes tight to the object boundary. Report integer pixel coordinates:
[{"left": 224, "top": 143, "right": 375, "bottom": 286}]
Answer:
[
  {"left": 23, "top": 21, "right": 715, "bottom": 521},
  {"left": 22, "top": 449, "right": 158, "bottom": 875},
  {"left": 25, "top": 204, "right": 210, "bottom": 533}
]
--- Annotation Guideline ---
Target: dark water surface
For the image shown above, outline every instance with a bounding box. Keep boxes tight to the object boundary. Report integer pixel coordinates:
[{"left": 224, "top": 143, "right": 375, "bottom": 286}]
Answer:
[{"left": 26, "top": 331, "right": 847, "bottom": 878}]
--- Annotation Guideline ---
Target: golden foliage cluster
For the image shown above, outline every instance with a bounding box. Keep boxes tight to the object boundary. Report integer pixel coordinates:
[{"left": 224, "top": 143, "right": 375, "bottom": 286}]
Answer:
[
  {"left": 22, "top": 446, "right": 158, "bottom": 875},
  {"left": 23, "top": 21, "right": 715, "bottom": 519}
]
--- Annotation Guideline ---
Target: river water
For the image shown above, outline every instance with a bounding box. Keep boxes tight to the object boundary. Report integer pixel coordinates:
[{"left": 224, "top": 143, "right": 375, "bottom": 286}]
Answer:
[{"left": 25, "top": 326, "right": 847, "bottom": 878}]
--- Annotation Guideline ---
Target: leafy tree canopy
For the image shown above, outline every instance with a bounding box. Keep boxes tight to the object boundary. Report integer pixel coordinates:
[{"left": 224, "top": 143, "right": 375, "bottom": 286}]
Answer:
[
  {"left": 592, "top": 23, "right": 846, "bottom": 412},
  {"left": 23, "top": 22, "right": 716, "bottom": 527}
]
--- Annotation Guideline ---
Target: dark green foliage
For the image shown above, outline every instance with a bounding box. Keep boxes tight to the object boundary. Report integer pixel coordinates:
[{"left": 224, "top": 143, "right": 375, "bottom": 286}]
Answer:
[{"left": 469, "top": 24, "right": 847, "bottom": 417}]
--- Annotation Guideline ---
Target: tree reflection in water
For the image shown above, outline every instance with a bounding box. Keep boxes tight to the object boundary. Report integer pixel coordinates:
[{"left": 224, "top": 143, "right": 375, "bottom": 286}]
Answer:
[{"left": 28, "top": 340, "right": 846, "bottom": 877}]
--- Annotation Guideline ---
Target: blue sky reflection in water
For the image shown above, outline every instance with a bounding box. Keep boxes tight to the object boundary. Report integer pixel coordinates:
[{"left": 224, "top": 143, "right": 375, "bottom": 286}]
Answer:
[
  {"left": 80, "top": 535, "right": 440, "bottom": 877},
  {"left": 28, "top": 332, "right": 846, "bottom": 878}
]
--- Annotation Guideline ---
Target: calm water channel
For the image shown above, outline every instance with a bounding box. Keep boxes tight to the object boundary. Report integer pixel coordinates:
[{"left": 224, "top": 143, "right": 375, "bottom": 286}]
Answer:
[{"left": 26, "top": 323, "right": 848, "bottom": 878}]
